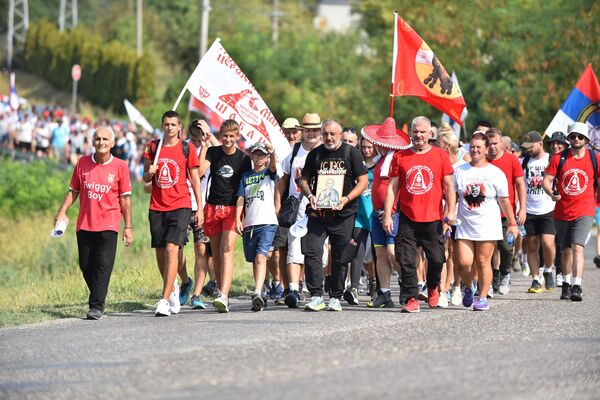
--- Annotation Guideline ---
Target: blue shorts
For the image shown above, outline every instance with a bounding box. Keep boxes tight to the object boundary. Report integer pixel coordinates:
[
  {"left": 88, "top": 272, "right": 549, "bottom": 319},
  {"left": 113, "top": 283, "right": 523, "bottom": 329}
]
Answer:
[
  {"left": 371, "top": 212, "right": 399, "bottom": 246},
  {"left": 595, "top": 207, "right": 600, "bottom": 226},
  {"left": 243, "top": 224, "right": 278, "bottom": 262}
]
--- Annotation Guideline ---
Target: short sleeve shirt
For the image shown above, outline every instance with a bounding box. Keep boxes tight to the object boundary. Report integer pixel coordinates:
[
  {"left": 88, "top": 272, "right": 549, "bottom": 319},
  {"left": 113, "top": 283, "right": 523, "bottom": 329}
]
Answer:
[
  {"left": 69, "top": 155, "right": 131, "bottom": 232},
  {"left": 236, "top": 167, "right": 279, "bottom": 228},
  {"left": 489, "top": 152, "right": 524, "bottom": 215},
  {"left": 523, "top": 153, "right": 555, "bottom": 215},
  {"left": 389, "top": 146, "right": 454, "bottom": 222},
  {"left": 206, "top": 146, "right": 252, "bottom": 206}
]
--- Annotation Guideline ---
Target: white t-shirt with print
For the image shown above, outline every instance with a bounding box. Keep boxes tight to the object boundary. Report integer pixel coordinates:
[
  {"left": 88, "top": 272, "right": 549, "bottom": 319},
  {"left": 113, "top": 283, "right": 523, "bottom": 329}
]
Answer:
[
  {"left": 282, "top": 144, "right": 311, "bottom": 221},
  {"left": 454, "top": 163, "right": 509, "bottom": 241},
  {"left": 523, "top": 153, "right": 555, "bottom": 215}
]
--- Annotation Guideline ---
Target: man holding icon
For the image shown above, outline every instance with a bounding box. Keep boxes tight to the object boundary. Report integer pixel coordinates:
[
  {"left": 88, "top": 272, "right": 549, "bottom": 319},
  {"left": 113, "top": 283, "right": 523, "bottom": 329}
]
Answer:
[{"left": 54, "top": 126, "right": 133, "bottom": 320}]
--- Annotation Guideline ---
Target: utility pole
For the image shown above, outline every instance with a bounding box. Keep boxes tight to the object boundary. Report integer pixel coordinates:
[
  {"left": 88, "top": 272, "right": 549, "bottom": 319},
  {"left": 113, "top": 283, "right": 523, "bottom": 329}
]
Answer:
[
  {"left": 270, "top": 0, "right": 284, "bottom": 44},
  {"left": 7, "top": 0, "right": 29, "bottom": 70},
  {"left": 136, "top": 0, "right": 143, "bottom": 56},
  {"left": 199, "top": 0, "right": 211, "bottom": 60},
  {"left": 59, "top": 0, "right": 78, "bottom": 32}
]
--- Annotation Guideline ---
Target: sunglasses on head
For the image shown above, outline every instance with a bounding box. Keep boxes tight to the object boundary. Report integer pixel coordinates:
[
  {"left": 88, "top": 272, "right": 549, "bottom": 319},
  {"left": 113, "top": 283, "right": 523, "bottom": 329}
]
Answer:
[{"left": 568, "top": 134, "right": 586, "bottom": 141}]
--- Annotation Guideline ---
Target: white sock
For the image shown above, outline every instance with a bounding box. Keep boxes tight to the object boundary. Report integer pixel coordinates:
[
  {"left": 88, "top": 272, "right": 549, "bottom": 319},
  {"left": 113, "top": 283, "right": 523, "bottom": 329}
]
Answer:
[
  {"left": 564, "top": 274, "right": 572, "bottom": 284},
  {"left": 533, "top": 275, "right": 539, "bottom": 280},
  {"left": 573, "top": 277, "right": 582, "bottom": 286},
  {"left": 289, "top": 282, "right": 299, "bottom": 292},
  {"left": 544, "top": 266, "right": 554, "bottom": 273},
  {"left": 381, "top": 288, "right": 391, "bottom": 293},
  {"left": 254, "top": 289, "right": 261, "bottom": 296}
]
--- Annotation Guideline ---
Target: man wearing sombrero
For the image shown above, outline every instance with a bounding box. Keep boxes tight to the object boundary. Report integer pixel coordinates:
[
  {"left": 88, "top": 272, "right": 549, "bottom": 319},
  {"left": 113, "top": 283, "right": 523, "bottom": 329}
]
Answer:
[
  {"left": 361, "top": 117, "right": 411, "bottom": 308},
  {"left": 383, "top": 116, "right": 457, "bottom": 313}
]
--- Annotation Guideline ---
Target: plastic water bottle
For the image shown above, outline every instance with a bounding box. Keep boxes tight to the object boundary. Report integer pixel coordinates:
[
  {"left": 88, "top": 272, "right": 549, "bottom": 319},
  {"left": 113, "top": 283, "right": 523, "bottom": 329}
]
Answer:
[
  {"left": 507, "top": 232, "right": 515, "bottom": 246},
  {"left": 518, "top": 224, "right": 527, "bottom": 238}
]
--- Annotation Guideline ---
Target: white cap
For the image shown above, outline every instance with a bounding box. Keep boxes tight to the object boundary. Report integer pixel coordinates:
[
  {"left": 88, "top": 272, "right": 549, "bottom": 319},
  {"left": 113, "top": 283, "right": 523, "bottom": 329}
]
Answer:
[{"left": 568, "top": 122, "right": 589, "bottom": 140}]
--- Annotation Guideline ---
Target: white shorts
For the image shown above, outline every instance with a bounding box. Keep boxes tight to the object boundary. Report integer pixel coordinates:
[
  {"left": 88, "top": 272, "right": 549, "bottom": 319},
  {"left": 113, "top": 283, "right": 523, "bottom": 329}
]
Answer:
[{"left": 287, "top": 232, "right": 329, "bottom": 266}]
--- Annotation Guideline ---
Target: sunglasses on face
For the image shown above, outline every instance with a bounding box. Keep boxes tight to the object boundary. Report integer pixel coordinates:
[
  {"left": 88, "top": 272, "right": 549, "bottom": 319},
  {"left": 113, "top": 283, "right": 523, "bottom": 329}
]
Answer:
[{"left": 568, "top": 134, "right": 586, "bottom": 141}]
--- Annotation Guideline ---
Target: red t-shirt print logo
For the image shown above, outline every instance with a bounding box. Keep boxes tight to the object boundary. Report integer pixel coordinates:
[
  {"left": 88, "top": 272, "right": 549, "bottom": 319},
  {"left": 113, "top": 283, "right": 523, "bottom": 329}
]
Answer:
[
  {"left": 562, "top": 169, "right": 588, "bottom": 196},
  {"left": 405, "top": 165, "right": 433, "bottom": 195},
  {"left": 157, "top": 159, "right": 180, "bottom": 189}
]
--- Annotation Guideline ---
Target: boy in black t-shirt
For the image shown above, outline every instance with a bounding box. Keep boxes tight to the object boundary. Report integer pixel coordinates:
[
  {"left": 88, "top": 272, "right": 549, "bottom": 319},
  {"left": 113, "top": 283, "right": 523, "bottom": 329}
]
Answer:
[
  {"left": 299, "top": 119, "right": 368, "bottom": 312},
  {"left": 198, "top": 120, "right": 252, "bottom": 313}
]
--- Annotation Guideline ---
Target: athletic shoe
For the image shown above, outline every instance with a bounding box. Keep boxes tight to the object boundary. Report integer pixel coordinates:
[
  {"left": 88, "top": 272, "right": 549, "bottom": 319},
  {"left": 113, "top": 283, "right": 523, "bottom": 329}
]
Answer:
[
  {"left": 427, "top": 287, "right": 439, "bottom": 308},
  {"left": 438, "top": 291, "right": 449, "bottom": 308},
  {"left": 511, "top": 256, "right": 521, "bottom": 272},
  {"left": 169, "top": 283, "right": 181, "bottom": 314},
  {"left": 528, "top": 280, "right": 542, "bottom": 294},
  {"left": 270, "top": 280, "right": 283, "bottom": 300},
  {"left": 276, "top": 289, "right": 289, "bottom": 305},
  {"left": 417, "top": 283, "right": 428, "bottom": 301},
  {"left": 472, "top": 297, "right": 490, "bottom": 311},
  {"left": 463, "top": 287, "right": 474, "bottom": 308},
  {"left": 201, "top": 280, "right": 218, "bottom": 297},
  {"left": 284, "top": 290, "right": 301, "bottom": 308},
  {"left": 543, "top": 271, "right": 555, "bottom": 290},
  {"left": 556, "top": 273, "right": 563, "bottom": 287},
  {"left": 86, "top": 308, "right": 103, "bottom": 320},
  {"left": 155, "top": 299, "right": 171, "bottom": 316},
  {"left": 212, "top": 295, "right": 229, "bottom": 313},
  {"left": 486, "top": 284, "right": 494, "bottom": 299},
  {"left": 595, "top": 255, "right": 600, "bottom": 269},
  {"left": 521, "top": 263, "right": 530, "bottom": 277},
  {"left": 367, "top": 277, "right": 377, "bottom": 298},
  {"left": 451, "top": 286, "right": 462, "bottom": 306},
  {"left": 570, "top": 285, "right": 583, "bottom": 302},
  {"left": 498, "top": 273, "right": 511, "bottom": 295},
  {"left": 366, "top": 290, "right": 395, "bottom": 308},
  {"left": 304, "top": 296, "right": 326, "bottom": 311},
  {"left": 179, "top": 278, "right": 193, "bottom": 305},
  {"left": 492, "top": 278, "right": 500, "bottom": 294},
  {"left": 327, "top": 297, "right": 342, "bottom": 311},
  {"left": 343, "top": 287, "right": 360, "bottom": 306},
  {"left": 251, "top": 293, "right": 266, "bottom": 312},
  {"left": 560, "top": 283, "right": 571, "bottom": 300},
  {"left": 401, "top": 297, "right": 420, "bottom": 313},
  {"left": 190, "top": 294, "right": 206, "bottom": 309}
]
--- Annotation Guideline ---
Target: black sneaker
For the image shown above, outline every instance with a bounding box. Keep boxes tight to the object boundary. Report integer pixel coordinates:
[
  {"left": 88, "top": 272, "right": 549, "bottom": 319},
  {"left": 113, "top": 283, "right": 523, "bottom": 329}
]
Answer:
[
  {"left": 367, "top": 290, "right": 394, "bottom": 308},
  {"left": 560, "top": 283, "right": 571, "bottom": 300},
  {"left": 570, "top": 285, "right": 582, "bottom": 302},
  {"left": 86, "top": 308, "right": 103, "bottom": 320},
  {"left": 367, "top": 277, "right": 377, "bottom": 297},
  {"left": 343, "top": 287, "right": 359, "bottom": 305},
  {"left": 284, "top": 290, "right": 301, "bottom": 308},
  {"left": 492, "top": 277, "right": 500, "bottom": 294},
  {"left": 594, "top": 255, "right": 600, "bottom": 269},
  {"left": 543, "top": 271, "right": 555, "bottom": 290},
  {"left": 201, "top": 280, "right": 218, "bottom": 297},
  {"left": 251, "top": 293, "right": 266, "bottom": 312},
  {"left": 276, "top": 289, "right": 290, "bottom": 305}
]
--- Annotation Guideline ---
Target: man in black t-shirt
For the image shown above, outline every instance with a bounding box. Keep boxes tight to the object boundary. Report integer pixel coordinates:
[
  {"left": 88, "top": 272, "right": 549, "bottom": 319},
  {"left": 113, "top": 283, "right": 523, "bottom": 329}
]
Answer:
[{"left": 299, "top": 119, "right": 368, "bottom": 311}]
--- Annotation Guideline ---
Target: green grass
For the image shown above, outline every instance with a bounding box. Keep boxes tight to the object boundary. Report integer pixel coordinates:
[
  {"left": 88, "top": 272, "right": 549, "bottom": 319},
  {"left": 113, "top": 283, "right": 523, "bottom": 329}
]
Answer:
[{"left": 0, "top": 178, "right": 254, "bottom": 328}]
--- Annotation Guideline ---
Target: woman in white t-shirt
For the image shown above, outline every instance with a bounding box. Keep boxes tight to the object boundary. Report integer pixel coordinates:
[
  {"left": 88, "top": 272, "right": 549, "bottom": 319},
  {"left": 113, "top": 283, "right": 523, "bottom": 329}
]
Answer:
[{"left": 454, "top": 132, "right": 519, "bottom": 311}]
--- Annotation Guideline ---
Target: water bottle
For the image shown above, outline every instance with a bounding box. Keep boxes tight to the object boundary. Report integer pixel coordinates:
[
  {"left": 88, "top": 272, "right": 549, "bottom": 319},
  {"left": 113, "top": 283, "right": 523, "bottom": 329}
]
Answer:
[
  {"left": 507, "top": 232, "right": 515, "bottom": 246},
  {"left": 518, "top": 224, "right": 527, "bottom": 238}
]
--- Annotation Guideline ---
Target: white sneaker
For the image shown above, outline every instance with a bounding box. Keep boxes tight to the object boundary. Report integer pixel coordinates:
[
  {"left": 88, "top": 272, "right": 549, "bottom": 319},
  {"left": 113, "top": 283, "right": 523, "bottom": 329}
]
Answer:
[
  {"left": 556, "top": 273, "right": 564, "bottom": 287},
  {"left": 451, "top": 286, "right": 462, "bottom": 306},
  {"left": 169, "top": 280, "right": 181, "bottom": 314},
  {"left": 327, "top": 297, "right": 342, "bottom": 311},
  {"left": 499, "top": 273, "right": 511, "bottom": 295},
  {"left": 212, "top": 295, "right": 229, "bottom": 313},
  {"left": 521, "top": 263, "right": 530, "bottom": 277},
  {"left": 487, "top": 284, "right": 494, "bottom": 298},
  {"left": 438, "top": 291, "right": 449, "bottom": 308},
  {"left": 155, "top": 299, "right": 171, "bottom": 316}
]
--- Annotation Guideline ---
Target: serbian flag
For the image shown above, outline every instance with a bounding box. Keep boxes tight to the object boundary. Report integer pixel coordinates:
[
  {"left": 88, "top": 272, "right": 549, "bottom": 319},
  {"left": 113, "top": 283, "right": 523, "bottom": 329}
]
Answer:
[
  {"left": 188, "top": 96, "right": 223, "bottom": 133},
  {"left": 392, "top": 14, "right": 466, "bottom": 125},
  {"left": 545, "top": 64, "right": 600, "bottom": 136}
]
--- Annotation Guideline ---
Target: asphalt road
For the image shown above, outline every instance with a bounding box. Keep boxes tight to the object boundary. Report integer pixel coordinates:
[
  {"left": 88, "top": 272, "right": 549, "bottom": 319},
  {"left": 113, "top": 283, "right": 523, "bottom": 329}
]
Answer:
[{"left": 1, "top": 245, "right": 599, "bottom": 400}]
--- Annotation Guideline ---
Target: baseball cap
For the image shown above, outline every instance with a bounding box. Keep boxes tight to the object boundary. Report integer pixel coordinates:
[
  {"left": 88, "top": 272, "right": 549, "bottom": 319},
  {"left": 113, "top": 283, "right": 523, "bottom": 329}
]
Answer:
[
  {"left": 520, "top": 131, "right": 543, "bottom": 149},
  {"left": 248, "top": 142, "right": 269, "bottom": 154}
]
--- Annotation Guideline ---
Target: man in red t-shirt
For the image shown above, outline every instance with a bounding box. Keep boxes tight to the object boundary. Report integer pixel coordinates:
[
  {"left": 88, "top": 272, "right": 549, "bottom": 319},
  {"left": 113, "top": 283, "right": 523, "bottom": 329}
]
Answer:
[
  {"left": 543, "top": 122, "right": 599, "bottom": 302},
  {"left": 383, "top": 116, "right": 456, "bottom": 313},
  {"left": 143, "top": 111, "right": 203, "bottom": 316},
  {"left": 486, "top": 128, "right": 526, "bottom": 295},
  {"left": 55, "top": 127, "right": 133, "bottom": 320}
]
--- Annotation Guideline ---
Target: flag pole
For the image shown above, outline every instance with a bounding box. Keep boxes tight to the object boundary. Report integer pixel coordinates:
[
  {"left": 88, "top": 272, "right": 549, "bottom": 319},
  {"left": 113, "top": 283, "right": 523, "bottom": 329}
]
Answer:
[{"left": 389, "top": 12, "right": 398, "bottom": 118}]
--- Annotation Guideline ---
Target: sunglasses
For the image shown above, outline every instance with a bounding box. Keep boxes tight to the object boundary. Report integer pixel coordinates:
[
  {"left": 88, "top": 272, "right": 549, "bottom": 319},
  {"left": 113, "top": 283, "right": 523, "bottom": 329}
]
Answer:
[{"left": 568, "top": 134, "right": 586, "bottom": 141}]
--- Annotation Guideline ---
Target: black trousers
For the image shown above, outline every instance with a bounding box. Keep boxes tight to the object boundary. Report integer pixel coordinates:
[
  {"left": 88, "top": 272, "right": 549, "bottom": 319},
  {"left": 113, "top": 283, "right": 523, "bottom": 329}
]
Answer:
[
  {"left": 76, "top": 230, "right": 118, "bottom": 312},
  {"left": 301, "top": 214, "right": 355, "bottom": 298},
  {"left": 348, "top": 227, "right": 370, "bottom": 289},
  {"left": 497, "top": 218, "right": 514, "bottom": 275},
  {"left": 395, "top": 212, "right": 446, "bottom": 304}
]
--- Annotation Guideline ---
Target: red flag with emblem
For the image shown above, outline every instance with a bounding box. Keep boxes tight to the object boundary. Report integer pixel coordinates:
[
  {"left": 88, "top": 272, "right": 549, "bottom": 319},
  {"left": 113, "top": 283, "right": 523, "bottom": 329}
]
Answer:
[{"left": 391, "top": 14, "right": 466, "bottom": 125}]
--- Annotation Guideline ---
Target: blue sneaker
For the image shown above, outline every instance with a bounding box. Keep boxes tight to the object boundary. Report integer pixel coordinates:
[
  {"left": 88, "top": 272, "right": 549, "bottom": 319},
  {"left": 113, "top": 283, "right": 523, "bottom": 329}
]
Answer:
[
  {"left": 472, "top": 296, "right": 490, "bottom": 311},
  {"left": 463, "top": 287, "right": 474, "bottom": 308},
  {"left": 179, "top": 278, "right": 194, "bottom": 305},
  {"left": 270, "top": 280, "right": 283, "bottom": 300},
  {"left": 190, "top": 294, "right": 206, "bottom": 309}
]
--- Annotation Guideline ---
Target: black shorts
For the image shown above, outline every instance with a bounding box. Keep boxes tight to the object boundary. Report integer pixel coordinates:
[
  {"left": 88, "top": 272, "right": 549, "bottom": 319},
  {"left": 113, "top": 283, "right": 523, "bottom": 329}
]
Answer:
[
  {"left": 149, "top": 208, "right": 192, "bottom": 248},
  {"left": 524, "top": 212, "right": 556, "bottom": 236},
  {"left": 271, "top": 226, "right": 288, "bottom": 249}
]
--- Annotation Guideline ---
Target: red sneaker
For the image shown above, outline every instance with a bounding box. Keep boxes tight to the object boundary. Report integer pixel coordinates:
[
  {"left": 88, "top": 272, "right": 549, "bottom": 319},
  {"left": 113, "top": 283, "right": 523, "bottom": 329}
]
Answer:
[
  {"left": 427, "top": 287, "right": 439, "bottom": 308},
  {"left": 401, "top": 297, "right": 420, "bottom": 313}
]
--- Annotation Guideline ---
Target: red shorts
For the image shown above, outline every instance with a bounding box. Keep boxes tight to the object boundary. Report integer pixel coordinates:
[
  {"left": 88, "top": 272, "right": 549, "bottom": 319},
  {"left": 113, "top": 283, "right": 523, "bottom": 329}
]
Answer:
[{"left": 203, "top": 204, "right": 237, "bottom": 237}]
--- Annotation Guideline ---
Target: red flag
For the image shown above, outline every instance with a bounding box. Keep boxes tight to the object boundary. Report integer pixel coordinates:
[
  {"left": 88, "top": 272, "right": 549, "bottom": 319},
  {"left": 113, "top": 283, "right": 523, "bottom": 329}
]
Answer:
[
  {"left": 392, "top": 14, "right": 466, "bottom": 125},
  {"left": 188, "top": 96, "right": 224, "bottom": 132}
]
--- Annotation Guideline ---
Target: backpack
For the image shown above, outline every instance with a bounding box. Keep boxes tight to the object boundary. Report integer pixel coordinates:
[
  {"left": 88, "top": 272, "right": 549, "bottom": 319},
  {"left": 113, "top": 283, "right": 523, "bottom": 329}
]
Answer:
[
  {"left": 554, "top": 148, "right": 598, "bottom": 193},
  {"left": 147, "top": 139, "right": 191, "bottom": 179}
]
